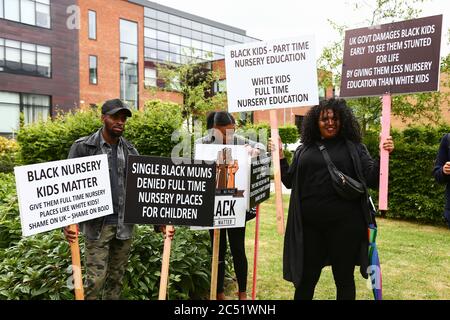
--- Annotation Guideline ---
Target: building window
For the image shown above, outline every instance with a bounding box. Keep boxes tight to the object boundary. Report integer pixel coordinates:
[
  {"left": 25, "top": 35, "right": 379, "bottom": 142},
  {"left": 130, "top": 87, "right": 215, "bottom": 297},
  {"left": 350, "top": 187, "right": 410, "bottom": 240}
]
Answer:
[
  {"left": 89, "top": 55, "right": 97, "bottom": 84},
  {"left": 88, "top": 10, "right": 96, "bottom": 40},
  {"left": 144, "top": 67, "right": 156, "bottom": 88},
  {"left": 1, "top": 0, "right": 51, "bottom": 28},
  {"left": 142, "top": 5, "right": 259, "bottom": 66},
  {"left": 214, "top": 80, "right": 227, "bottom": 93},
  {"left": 319, "top": 87, "right": 326, "bottom": 101},
  {"left": 0, "top": 37, "right": 51, "bottom": 78},
  {"left": 0, "top": 91, "right": 50, "bottom": 135},
  {"left": 120, "top": 19, "right": 138, "bottom": 109}
]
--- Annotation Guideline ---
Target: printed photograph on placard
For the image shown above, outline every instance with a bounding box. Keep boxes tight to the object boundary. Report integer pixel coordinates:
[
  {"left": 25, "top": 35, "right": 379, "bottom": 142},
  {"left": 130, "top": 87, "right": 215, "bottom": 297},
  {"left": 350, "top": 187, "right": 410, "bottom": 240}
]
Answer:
[{"left": 192, "top": 144, "right": 250, "bottom": 230}]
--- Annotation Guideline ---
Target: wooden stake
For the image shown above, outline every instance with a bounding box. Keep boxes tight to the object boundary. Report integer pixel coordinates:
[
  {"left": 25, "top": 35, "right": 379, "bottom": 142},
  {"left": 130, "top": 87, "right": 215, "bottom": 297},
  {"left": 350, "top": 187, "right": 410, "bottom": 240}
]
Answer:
[
  {"left": 158, "top": 225, "right": 174, "bottom": 300},
  {"left": 379, "top": 94, "right": 391, "bottom": 211},
  {"left": 270, "top": 109, "right": 285, "bottom": 235},
  {"left": 210, "top": 228, "right": 220, "bottom": 300},
  {"left": 68, "top": 224, "right": 84, "bottom": 300},
  {"left": 251, "top": 205, "right": 260, "bottom": 300}
]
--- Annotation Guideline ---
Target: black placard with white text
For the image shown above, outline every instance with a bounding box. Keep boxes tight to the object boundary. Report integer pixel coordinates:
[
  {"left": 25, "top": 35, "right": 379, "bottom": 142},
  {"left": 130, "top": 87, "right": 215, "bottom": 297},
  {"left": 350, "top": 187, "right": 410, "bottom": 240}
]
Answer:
[
  {"left": 249, "top": 155, "right": 271, "bottom": 208},
  {"left": 124, "top": 156, "right": 216, "bottom": 226}
]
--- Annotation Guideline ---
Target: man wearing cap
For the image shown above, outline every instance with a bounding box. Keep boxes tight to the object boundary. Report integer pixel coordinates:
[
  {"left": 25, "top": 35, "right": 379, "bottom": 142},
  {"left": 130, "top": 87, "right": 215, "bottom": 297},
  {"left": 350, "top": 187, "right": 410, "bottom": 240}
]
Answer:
[{"left": 64, "top": 99, "right": 173, "bottom": 299}]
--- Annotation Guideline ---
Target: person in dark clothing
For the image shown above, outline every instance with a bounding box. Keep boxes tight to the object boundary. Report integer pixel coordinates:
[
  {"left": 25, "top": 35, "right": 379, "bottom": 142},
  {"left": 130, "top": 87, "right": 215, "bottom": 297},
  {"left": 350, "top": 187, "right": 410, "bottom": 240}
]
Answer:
[
  {"left": 432, "top": 133, "right": 450, "bottom": 228},
  {"left": 63, "top": 99, "right": 174, "bottom": 299},
  {"left": 275, "top": 98, "right": 394, "bottom": 300},
  {"left": 196, "top": 111, "right": 265, "bottom": 300}
]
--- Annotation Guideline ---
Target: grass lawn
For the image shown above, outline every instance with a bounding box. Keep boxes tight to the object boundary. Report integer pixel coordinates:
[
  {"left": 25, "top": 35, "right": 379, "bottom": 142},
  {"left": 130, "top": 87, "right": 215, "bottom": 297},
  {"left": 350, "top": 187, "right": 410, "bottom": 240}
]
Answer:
[{"left": 225, "top": 194, "right": 450, "bottom": 300}]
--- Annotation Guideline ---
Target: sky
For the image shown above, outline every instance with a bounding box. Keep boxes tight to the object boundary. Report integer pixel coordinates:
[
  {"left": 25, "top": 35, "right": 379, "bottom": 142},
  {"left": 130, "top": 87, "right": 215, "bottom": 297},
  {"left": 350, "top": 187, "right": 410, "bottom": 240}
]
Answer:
[{"left": 149, "top": 0, "right": 450, "bottom": 59}]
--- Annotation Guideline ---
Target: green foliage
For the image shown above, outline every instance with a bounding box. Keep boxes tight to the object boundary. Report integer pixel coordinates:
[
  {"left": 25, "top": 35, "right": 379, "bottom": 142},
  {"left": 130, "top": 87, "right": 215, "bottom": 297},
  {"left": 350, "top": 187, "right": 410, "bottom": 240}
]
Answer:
[
  {"left": 16, "top": 101, "right": 184, "bottom": 163},
  {"left": 0, "top": 184, "right": 215, "bottom": 301},
  {"left": 0, "top": 173, "right": 21, "bottom": 249},
  {"left": 237, "top": 122, "right": 299, "bottom": 146},
  {"left": 122, "top": 226, "right": 212, "bottom": 300},
  {"left": 363, "top": 125, "right": 449, "bottom": 224},
  {"left": 17, "top": 108, "right": 102, "bottom": 164},
  {"left": 0, "top": 137, "right": 21, "bottom": 173},
  {"left": 157, "top": 55, "right": 226, "bottom": 132},
  {"left": 124, "top": 100, "right": 183, "bottom": 157},
  {"left": 0, "top": 231, "right": 75, "bottom": 300},
  {"left": 278, "top": 125, "right": 300, "bottom": 144},
  {"left": 236, "top": 122, "right": 270, "bottom": 147}
]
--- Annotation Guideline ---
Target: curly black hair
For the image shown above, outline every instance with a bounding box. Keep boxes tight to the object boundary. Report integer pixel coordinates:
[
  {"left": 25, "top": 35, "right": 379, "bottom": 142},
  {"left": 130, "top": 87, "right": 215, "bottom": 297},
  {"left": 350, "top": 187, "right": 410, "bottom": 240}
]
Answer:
[{"left": 300, "top": 98, "right": 362, "bottom": 145}]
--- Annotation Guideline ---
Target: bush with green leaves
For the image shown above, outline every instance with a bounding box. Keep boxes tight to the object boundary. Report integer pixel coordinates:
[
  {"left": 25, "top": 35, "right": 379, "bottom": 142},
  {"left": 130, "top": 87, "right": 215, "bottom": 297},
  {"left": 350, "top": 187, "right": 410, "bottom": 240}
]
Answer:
[
  {"left": 236, "top": 122, "right": 299, "bottom": 146},
  {"left": 0, "top": 173, "right": 21, "bottom": 249},
  {"left": 0, "top": 219, "right": 215, "bottom": 300},
  {"left": 0, "top": 137, "right": 21, "bottom": 173},
  {"left": 278, "top": 125, "right": 300, "bottom": 144},
  {"left": 124, "top": 100, "right": 184, "bottom": 157},
  {"left": 363, "top": 125, "right": 449, "bottom": 225},
  {"left": 17, "top": 108, "right": 102, "bottom": 164},
  {"left": 0, "top": 173, "right": 214, "bottom": 300},
  {"left": 17, "top": 100, "right": 184, "bottom": 164}
]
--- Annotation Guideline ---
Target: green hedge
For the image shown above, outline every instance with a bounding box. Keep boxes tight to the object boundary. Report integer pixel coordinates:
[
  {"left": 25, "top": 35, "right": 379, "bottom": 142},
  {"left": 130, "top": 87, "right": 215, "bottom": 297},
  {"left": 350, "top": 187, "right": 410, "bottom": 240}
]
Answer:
[
  {"left": 363, "top": 125, "right": 449, "bottom": 225},
  {"left": 236, "top": 122, "right": 299, "bottom": 146},
  {"left": 124, "top": 100, "right": 184, "bottom": 157},
  {"left": 17, "top": 100, "right": 184, "bottom": 164},
  {"left": 0, "top": 137, "right": 21, "bottom": 173}
]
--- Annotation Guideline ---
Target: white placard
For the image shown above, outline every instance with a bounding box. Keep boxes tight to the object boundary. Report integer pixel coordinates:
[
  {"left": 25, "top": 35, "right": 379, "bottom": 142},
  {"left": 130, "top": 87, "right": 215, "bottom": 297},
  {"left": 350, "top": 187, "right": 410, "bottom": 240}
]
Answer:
[
  {"left": 225, "top": 36, "right": 319, "bottom": 113},
  {"left": 14, "top": 154, "right": 113, "bottom": 237},
  {"left": 192, "top": 144, "right": 249, "bottom": 230}
]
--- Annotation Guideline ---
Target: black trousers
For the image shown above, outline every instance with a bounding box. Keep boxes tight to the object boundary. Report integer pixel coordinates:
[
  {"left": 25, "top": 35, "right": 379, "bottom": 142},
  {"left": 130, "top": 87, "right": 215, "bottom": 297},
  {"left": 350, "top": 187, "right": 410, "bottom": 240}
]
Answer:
[
  {"left": 294, "top": 216, "right": 365, "bottom": 300},
  {"left": 210, "top": 226, "right": 248, "bottom": 294}
]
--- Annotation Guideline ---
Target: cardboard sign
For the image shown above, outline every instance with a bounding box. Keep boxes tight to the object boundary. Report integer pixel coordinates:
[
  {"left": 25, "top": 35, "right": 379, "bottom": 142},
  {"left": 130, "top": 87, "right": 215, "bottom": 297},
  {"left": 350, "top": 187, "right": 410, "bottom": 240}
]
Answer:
[
  {"left": 124, "top": 156, "right": 216, "bottom": 227},
  {"left": 14, "top": 154, "right": 113, "bottom": 237},
  {"left": 192, "top": 144, "right": 250, "bottom": 230},
  {"left": 340, "top": 15, "right": 442, "bottom": 98},
  {"left": 225, "top": 36, "right": 319, "bottom": 112},
  {"left": 249, "top": 155, "right": 271, "bottom": 208}
]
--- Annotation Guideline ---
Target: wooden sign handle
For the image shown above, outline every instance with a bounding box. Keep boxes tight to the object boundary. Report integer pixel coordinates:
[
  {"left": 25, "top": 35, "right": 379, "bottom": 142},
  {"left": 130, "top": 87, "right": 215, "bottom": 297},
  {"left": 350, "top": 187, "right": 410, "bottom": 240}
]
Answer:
[
  {"left": 379, "top": 94, "right": 391, "bottom": 211},
  {"left": 270, "top": 109, "right": 285, "bottom": 235},
  {"left": 210, "top": 228, "right": 220, "bottom": 300},
  {"left": 68, "top": 224, "right": 84, "bottom": 300},
  {"left": 251, "top": 205, "right": 260, "bottom": 300},
  {"left": 158, "top": 225, "right": 174, "bottom": 300}
]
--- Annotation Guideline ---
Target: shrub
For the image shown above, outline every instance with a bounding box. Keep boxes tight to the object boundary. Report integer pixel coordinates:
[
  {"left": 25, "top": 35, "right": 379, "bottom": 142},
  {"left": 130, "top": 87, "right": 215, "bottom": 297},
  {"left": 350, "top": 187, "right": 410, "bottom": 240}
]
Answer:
[
  {"left": 124, "top": 100, "right": 184, "bottom": 157},
  {"left": 0, "top": 137, "right": 20, "bottom": 173},
  {"left": 17, "top": 108, "right": 102, "bottom": 164},
  {"left": 0, "top": 222, "right": 215, "bottom": 300},
  {"left": 0, "top": 173, "right": 21, "bottom": 249},
  {"left": 363, "top": 126, "right": 447, "bottom": 225},
  {"left": 16, "top": 101, "right": 185, "bottom": 164},
  {"left": 279, "top": 125, "right": 300, "bottom": 144}
]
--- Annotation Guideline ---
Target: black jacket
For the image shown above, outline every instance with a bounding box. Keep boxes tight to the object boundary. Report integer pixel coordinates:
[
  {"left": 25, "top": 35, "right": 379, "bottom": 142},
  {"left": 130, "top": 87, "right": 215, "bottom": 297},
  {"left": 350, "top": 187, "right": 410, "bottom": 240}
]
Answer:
[
  {"left": 280, "top": 140, "right": 380, "bottom": 287},
  {"left": 68, "top": 129, "right": 139, "bottom": 240}
]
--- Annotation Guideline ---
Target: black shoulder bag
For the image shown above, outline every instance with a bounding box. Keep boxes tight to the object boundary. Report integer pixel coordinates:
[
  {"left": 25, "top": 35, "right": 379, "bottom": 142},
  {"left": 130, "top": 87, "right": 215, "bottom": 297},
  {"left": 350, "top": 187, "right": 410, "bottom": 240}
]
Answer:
[{"left": 316, "top": 142, "right": 365, "bottom": 200}]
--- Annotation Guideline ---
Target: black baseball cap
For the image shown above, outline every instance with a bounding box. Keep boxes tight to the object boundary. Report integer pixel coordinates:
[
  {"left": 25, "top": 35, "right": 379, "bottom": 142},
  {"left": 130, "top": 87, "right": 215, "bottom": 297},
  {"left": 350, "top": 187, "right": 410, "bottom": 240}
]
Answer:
[{"left": 101, "top": 99, "right": 132, "bottom": 117}]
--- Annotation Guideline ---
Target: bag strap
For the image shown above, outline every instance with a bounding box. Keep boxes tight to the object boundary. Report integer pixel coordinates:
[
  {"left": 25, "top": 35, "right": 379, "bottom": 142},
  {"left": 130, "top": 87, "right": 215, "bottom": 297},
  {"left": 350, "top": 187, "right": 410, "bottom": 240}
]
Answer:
[{"left": 316, "top": 142, "right": 344, "bottom": 180}]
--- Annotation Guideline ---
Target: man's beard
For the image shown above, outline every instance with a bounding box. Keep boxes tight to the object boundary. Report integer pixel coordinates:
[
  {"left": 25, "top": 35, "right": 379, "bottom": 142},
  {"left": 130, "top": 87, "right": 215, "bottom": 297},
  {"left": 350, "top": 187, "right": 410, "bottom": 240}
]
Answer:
[{"left": 105, "top": 126, "right": 123, "bottom": 138}]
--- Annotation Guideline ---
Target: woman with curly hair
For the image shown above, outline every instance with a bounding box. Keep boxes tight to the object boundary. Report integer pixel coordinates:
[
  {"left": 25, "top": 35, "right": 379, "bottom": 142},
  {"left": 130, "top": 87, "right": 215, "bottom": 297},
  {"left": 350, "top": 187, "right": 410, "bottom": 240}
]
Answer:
[{"left": 275, "top": 98, "right": 394, "bottom": 300}]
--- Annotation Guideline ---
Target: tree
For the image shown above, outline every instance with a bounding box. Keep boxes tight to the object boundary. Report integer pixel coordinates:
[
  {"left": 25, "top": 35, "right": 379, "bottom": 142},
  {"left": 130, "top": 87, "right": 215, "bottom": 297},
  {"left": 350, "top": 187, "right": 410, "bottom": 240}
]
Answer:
[
  {"left": 318, "top": 0, "right": 448, "bottom": 134},
  {"left": 155, "top": 50, "right": 227, "bottom": 132}
]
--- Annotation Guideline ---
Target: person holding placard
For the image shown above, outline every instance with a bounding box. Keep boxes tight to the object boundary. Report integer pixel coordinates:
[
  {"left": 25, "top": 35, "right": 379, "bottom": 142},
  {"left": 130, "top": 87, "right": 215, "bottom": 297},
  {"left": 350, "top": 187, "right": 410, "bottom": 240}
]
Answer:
[
  {"left": 196, "top": 111, "right": 265, "bottom": 300},
  {"left": 275, "top": 98, "right": 394, "bottom": 300},
  {"left": 63, "top": 99, "right": 174, "bottom": 300},
  {"left": 433, "top": 133, "right": 450, "bottom": 228}
]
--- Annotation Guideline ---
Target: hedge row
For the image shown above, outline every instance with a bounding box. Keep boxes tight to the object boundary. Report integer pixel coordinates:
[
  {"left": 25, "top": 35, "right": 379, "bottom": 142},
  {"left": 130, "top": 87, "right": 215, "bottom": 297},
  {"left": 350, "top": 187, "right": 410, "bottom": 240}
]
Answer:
[{"left": 363, "top": 125, "right": 450, "bottom": 225}]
